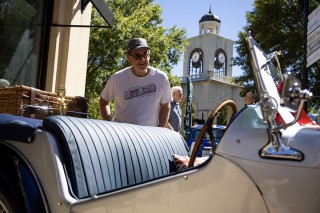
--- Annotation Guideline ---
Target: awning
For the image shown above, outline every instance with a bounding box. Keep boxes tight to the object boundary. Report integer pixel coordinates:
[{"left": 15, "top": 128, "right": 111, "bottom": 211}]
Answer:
[
  {"left": 52, "top": 0, "right": 114, "bottom": 28},
  {"left": 81, "top": 0, "right": 114, "bottom": 27}
]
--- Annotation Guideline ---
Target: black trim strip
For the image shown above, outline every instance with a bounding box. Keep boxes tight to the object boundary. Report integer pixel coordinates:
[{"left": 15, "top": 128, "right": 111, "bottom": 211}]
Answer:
[{"left": 51, "top": 23, "right": 111, "bottom": 28}]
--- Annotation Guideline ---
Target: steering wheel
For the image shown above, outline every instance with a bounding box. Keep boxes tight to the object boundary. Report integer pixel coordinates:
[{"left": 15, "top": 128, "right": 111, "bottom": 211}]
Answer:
[{"left": 188, "top": 99, "right": 237, "bottom": 167}]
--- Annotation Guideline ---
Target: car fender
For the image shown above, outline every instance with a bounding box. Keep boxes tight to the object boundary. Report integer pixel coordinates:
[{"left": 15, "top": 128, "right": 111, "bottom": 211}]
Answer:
[{"left": 70, "top": 154, "right": 268, "bottom": 213}]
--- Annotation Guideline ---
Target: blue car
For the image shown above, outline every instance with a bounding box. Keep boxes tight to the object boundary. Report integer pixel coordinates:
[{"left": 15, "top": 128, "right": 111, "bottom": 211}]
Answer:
[
  {"left": 187, "top": 124, "right": 226, "bottom": 157},
  {"left": 308, "top": 114, "right": 319, "bottom": 125}
]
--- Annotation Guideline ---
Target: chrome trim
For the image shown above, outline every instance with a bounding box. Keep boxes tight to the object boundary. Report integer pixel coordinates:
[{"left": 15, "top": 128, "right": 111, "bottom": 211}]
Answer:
[{"left": 260, "top": 140, "right": 304, "bottom": 161}]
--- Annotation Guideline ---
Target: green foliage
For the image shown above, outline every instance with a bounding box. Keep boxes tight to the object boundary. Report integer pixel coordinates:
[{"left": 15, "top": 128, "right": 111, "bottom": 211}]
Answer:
[
  {"left": 168, "top": 74, "right": 182, "bottom": 88},
  {"left": 86, "top": 92, "right": 101, "bottom": 119},
  {"left": 85, "top": 0, "right": 187, "bottom": 118},
  {"left": 87, "top": 92, "right": 116, "bottom": 119},
  {"left": 217, "top": 107, "right": 227, "bottom": 126},
  {"left": 233, "top": 0, "right": 320, "bottom": 111}
]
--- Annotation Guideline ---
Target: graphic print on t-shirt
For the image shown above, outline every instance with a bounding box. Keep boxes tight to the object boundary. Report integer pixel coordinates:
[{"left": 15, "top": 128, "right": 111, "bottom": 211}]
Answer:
[{"left": 124, "top": 84, "right": 157, "bottom": 100}]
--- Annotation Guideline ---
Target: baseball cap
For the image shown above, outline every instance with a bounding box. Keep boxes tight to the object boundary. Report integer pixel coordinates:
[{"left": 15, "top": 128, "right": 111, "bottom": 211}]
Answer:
[{"left": 126, "top": 38, "right": 150, "bottom": 53}]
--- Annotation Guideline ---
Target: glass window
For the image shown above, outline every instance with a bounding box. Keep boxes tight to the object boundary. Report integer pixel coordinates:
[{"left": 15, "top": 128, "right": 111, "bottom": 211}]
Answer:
[
  {"left": 191, "top": 128, "right": 224, "bottom": 140},
  {"left": 0, "top": 0, "right": 48, "bottom": 87},
  {"left": 213, "top": 129, "right": 224, "bottom": 140}
]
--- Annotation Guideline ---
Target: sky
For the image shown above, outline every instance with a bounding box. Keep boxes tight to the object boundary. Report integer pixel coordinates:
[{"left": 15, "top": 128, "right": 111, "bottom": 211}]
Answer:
[{"left": 153, "top": 0, "right": 254, "bottom": 77}]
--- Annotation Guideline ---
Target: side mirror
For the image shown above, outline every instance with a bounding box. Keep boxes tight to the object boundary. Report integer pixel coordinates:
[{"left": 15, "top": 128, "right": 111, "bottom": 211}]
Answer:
[{"left": 280, "top": 74, "right": 301, "bottom": 111}]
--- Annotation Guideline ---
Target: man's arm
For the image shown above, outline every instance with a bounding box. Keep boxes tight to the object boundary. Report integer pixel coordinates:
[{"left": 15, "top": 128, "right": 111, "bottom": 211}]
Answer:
[
  {"left": 158, "top": 102, "right": 170, "bottom": 127},
  {"left": 99, "top": 97, "right": 112, "bottom": 121}
]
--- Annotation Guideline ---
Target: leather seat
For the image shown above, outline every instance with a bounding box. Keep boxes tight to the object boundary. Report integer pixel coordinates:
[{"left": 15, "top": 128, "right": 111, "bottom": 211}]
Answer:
[{"left": 43, "top": 116, "right": 189, "bottom": 199}]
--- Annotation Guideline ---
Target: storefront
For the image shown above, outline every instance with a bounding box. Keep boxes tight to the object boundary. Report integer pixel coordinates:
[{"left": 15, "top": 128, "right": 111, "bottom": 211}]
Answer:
[{"left": 0, "top": 0, "right": 113, "bottom": 96}]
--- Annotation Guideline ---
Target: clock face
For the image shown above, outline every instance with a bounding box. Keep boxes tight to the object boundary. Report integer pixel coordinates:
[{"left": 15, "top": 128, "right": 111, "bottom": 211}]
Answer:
[
  {"left": 218, "top": 52, "right": 225, "bottom": 64},
  {"left": 192, "top": 52, "right": 200, "bottom": 63}
]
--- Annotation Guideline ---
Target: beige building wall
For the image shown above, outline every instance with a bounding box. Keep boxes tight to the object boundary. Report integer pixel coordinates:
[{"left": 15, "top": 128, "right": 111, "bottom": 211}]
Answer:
[
  {"left": 181, "top": 79, "right": 243, "bottom": 125},
  {"left": 46, "top": 0, "right": 92, "bottom": 96}
]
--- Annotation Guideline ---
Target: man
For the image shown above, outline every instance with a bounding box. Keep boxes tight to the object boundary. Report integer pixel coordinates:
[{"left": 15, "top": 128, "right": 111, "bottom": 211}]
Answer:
[
  {"left": 100, "top": 38, "right": 172, "bottom": 127},
  {"left": 167, "top": 86, "right": 183, "bottom": 132},
  {"left": 244, "top": 92, "right": 255, "bottom": 106}
]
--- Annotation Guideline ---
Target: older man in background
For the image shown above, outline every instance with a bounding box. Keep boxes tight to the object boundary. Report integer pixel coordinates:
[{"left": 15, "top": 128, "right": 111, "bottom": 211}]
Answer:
[{"left": 244, "top": 92, "right": 255, "bottom": 106}]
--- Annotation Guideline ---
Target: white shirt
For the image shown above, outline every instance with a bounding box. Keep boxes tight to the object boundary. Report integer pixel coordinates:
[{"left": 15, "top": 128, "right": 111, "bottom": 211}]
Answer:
[{"left": 100, "top": 66, "right": 172, "bottom": 126}]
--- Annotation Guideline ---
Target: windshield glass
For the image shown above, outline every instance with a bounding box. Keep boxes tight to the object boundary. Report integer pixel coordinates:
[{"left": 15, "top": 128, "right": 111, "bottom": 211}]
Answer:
[
  {"left": 267, "top": 58, "right": 282, "bottom": 86},
  {"left": 247, "top": 36, "right": 295, "bottom": 124},
  {"left": 253, "top": 39, "right": 283, "bottom": 87}
]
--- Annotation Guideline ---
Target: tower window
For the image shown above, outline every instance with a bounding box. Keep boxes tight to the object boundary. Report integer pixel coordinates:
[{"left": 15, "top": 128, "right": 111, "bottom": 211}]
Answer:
[
  {"left": 214, "top": 48, "right": 226, "bottom": 76},
  {"left": 189, "top": 48, "right": 203, "bottom": 78},
  {"left": 207, "top": 23, "right": 213, "bottom": 33}
]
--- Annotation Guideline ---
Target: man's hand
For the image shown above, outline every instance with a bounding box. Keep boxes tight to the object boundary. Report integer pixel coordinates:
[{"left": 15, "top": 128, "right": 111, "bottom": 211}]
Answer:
[{"left": 99, "top": 97, "right": 112, "bottom": 121}]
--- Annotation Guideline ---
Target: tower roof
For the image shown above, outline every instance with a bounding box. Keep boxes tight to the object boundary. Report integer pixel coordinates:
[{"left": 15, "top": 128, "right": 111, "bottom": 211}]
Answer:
[{"left": 199, "top": 7, "right": 221, "bottom": 23}]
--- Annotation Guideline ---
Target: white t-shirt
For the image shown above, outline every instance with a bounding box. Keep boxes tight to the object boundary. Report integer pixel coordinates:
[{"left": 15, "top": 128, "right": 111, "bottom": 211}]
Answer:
[{"left": 100, "top": 66, "right": 172, "bottom": 126}]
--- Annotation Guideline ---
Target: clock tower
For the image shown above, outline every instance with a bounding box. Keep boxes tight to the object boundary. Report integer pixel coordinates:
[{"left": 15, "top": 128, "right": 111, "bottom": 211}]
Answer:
[
  {"left": 181, "top": 7, "right": 243, "bottom": 125},
  {"left": 183, "top": 7, "right": 234, "bottom": 79}
]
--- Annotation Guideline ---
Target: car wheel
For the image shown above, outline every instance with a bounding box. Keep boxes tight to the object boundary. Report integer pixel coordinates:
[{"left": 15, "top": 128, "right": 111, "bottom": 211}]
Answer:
[{"left": 0, "top": 180, "right": 24, "bottom": 213}]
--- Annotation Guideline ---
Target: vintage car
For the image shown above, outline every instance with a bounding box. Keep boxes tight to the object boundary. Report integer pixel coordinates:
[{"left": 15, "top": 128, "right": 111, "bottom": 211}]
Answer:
[
  {"left": 187, "top": 124, "right": 226, "bottom": 157},
  {"left": 1, "top": 36, "right": 320, "bottom": 213}
]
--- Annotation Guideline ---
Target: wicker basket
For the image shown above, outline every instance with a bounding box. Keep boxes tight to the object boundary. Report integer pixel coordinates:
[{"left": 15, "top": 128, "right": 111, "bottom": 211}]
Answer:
[{"left": 0, "top": 85, "right": 88, "bottom": 119}]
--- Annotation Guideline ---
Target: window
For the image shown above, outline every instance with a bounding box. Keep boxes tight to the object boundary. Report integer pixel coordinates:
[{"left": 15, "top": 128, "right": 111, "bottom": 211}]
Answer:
[
  {"left": 0, "top": 0, "right": 51, "bottom": 88},
  {"left": 189, "top": 48, "right": 203, "bottom": 77},
  {"left": 214, "top": 48, "right": 226, "bottom": 77}
]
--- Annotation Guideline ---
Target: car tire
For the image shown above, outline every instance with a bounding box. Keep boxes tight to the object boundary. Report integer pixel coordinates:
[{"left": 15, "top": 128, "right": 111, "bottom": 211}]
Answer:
[
  {"left": 0, "top": 183, "right": 24, "bottom": 213},
  {"left": 0, "top": 157, "right": 26, "bottom": 213}
]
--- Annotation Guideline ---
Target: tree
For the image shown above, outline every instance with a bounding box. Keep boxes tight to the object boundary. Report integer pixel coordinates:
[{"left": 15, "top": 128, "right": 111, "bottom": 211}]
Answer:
[
  {"left": 86, "top": 0, "right": 187, "bottom": 118},
  {"left": 233, "top": 0, "right": 320, "bottom": 111}
]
